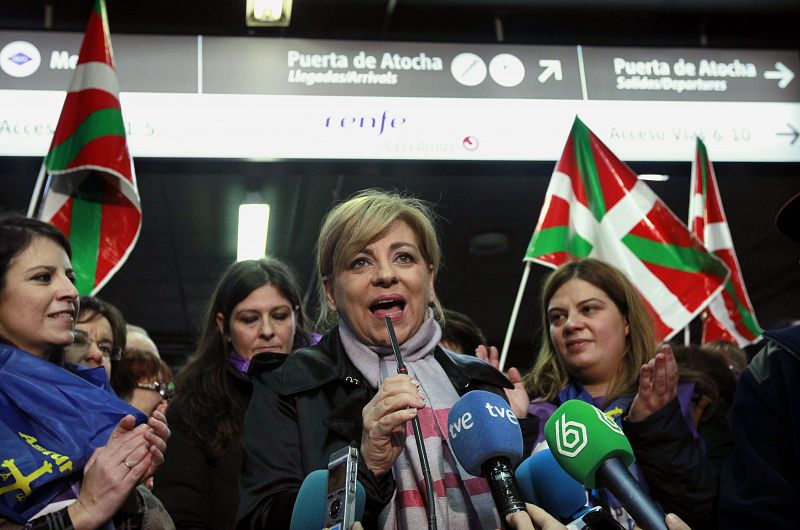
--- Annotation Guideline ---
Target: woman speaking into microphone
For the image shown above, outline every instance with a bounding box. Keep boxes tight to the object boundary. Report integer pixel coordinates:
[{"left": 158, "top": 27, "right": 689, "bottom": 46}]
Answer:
[{"left": 237, "top": 190, "right": 517, "bottom": 529}]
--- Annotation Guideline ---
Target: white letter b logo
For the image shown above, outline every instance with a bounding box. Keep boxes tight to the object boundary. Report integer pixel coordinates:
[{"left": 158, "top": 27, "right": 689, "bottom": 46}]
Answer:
[{"left": 555, "top": 413, "right": 587, "bottom": 458}]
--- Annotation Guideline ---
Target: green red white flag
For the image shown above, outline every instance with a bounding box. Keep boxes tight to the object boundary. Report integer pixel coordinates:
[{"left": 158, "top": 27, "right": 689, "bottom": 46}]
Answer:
[
  {"left": 525, "top": 117, "right": 729, "bottom": 341},
  {"left": 689, "top": 139, "right": 761, "bottom": 347},
  {"left": 28, "top": 0, "right": 140, "bottom": 296}
]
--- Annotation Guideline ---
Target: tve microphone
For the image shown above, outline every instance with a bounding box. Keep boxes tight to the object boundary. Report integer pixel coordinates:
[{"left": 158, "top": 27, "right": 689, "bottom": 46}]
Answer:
[
  {"left": 289, "top": 470, "right": 366, "bottom": 530},
  {"left": 447, "top": 390, "right": 526, "bottom": 518},
  {"left": 544, "top": 400, "right": 667, "bottom": 530},
  {"left": 515, "top": 448, "right": 588, "bottom": 520}
]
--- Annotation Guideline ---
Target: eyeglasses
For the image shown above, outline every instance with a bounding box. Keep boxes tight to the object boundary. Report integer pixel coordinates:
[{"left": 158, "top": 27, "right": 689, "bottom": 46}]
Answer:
[
  {"left": 136, "top": 381, "right": 176, "bottom": 400},
  {"left": 70, "top": 330, "right": 122, "bottom": 361}
]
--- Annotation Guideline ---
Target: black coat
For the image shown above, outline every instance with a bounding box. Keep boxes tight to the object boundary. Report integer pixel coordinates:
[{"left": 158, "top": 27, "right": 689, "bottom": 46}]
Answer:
[
  {"left": 153, "top": 365, "right": 253, "bottom": 530},
  {"left": 623, "top": 397, "right": 727, "bottom": 530},
  {"left": 718, "top": 326, "right": 800, "bottom": 529},
  {"left": 235, "top": 328, "right": 514, "bottom": 530}
]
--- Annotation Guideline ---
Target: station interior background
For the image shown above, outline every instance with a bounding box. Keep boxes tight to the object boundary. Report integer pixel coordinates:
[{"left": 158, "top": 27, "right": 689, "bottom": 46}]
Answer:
[{"left": 1, "top": 0, "right": 799, "bottom": 370}]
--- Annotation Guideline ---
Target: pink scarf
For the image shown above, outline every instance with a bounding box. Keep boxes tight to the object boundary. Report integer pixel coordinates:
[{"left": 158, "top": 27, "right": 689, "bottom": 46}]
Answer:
[{"left": 340, "top": 310, "right": 500, "bottom": 529}]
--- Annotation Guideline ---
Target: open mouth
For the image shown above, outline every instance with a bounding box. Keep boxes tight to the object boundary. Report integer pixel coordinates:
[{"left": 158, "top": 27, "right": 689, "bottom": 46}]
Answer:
[{"left": 369, "top": 297, "right": 406, "bottom": 319}]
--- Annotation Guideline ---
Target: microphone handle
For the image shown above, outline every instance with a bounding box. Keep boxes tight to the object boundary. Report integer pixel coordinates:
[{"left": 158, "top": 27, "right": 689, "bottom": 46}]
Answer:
[
  {"left": 596, "top": 458, "right": 667, "bottom": 530},
  {"left": 409, "top": 413, "right": 437, "bottom": 530},
  {"left": 481, "top": 456, "right": 526, "bottom": 521}
]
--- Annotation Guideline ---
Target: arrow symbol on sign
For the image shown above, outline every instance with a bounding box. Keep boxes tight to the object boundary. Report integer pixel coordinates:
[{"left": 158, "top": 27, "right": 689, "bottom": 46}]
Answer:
[
  {"left": 538, "top": 60, "right": 562, "bottom": 83},
  {"left": 777, "top": 123, "right": 799, "bottom": 145},
  {"left": 764, "top": 62, "right": 795, "bottom": 89}
]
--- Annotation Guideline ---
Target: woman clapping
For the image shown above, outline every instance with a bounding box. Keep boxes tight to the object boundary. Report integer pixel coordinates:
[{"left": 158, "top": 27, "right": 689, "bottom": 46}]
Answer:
[{"left": 0, "top": 214, "right": 170, "bottom": 529}]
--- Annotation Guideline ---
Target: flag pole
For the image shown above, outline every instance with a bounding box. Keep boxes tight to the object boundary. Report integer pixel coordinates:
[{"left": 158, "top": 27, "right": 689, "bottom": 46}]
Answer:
[
  {"left": 499, "top": 261, "right": 531, "bottom": 372},
  {"left": 683, "top": 145, "right": 697, "bottom": 347},
  {"left": 26, "top": 162, "right": 48, "bottom": 218}
]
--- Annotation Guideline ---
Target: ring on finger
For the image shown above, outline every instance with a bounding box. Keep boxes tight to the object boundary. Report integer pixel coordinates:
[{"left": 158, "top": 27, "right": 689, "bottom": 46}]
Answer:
[{"left": 123, "top": 459, "right": 134, "bottom": 470}]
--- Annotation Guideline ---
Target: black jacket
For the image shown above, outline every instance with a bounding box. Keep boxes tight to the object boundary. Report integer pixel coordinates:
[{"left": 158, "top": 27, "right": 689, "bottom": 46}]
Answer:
[
  {"left": 236, "top": 328, "right": 514, "bottom": 530},
  {"left": 718, "top": 326, "right": 800, "bottom": 529},
  {"left": 153, "top": 365, "right": 253, "bottom": 530},
  {"left": 623, "top": 397, "right": 726, "bottom": 530}
]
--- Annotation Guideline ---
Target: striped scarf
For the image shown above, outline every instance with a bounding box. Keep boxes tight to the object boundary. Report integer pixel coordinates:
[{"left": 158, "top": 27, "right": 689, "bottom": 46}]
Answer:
[{"left": 340, "top": 311, "right": 500, "bottom": 529}]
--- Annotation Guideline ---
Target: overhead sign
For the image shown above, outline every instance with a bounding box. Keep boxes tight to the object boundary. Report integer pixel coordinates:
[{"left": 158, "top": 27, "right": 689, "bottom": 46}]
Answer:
[
  {"left": 0, "top": 31, "right": 798, "bottom": 162},
  {"left": 201, "top": 38, "right": 584, "bottom": 99},
  {"left": 582, "top": 47, "right": 798, "bottom": 102}
]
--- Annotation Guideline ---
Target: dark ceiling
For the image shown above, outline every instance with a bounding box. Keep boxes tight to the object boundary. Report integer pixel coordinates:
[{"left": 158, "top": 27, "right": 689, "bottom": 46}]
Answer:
[{"left": 1, "top": 0, "right": 799, "bottom": 370}]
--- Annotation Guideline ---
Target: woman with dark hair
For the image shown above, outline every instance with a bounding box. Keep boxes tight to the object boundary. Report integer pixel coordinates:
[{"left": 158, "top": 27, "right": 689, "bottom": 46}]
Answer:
[
  {"left": 522, "top": 258, "right": 720, "bottom": 529},
  {"left": 153, "top": 257, "right": 312, "bottom": 529},
  {"left": 0, "top": 213, "right": 170, "bottom": 529},
  {"left": 64, "top": 296, "right": 127, "bottom": 376}
]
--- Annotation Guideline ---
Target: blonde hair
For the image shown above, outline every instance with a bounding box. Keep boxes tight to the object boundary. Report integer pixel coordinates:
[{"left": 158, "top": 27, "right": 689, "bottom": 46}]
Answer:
[
  {"left": 522, "top": 258, "right": 657, "bottom": 404},
  {"left": 315, "top": 189, "right": 442, "bottom": 330}
]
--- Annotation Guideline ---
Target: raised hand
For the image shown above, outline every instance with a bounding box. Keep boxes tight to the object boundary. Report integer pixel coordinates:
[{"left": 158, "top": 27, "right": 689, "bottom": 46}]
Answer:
[
  {"left": 476, "top": 345, "right": 530, "bottom": 419},
  {"left": 628, "top": 343, "right": 679, "bottom": 423},
  {"left": 360, "top": 374, "right": 425, "bottom": 476},
  {"left": 475, "top": 344, "right": 501, "bottom": 370}
]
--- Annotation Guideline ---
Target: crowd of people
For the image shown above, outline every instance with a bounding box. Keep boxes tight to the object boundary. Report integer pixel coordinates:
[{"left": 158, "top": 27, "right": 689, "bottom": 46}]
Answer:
[{"left": 0, "top": 188, "right": 797, "bottom": 530}]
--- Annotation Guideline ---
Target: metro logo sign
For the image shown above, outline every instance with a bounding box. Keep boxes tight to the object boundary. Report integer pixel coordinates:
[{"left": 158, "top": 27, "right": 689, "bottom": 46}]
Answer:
[{"left": 0, "top": 41, "right": 41, "bottom": 78}]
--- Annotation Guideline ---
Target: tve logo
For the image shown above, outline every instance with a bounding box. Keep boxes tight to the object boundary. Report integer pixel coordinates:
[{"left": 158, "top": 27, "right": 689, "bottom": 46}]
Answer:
[
  {"left": 448, "top": 411, "right": 473, "bottom": 439},
  {"left": 449, "top": 400, "right": 520, "bottom": 439},
  {"left": 484, "top": 402, "right": 519, "bottom": 425},
  {"left": 0, "top": 41, "right": 41, "bottom": 78}
]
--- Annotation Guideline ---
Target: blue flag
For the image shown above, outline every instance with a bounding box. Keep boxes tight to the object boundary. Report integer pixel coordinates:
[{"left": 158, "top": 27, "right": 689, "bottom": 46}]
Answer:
[{"left": 0, "top": 343, "right": 146, "bottom": 522}]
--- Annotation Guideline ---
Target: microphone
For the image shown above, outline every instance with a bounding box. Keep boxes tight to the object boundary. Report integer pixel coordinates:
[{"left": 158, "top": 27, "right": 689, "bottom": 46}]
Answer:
[
  {"left": 544, "top": 400, "right": 667, "bottom": 530},
  {"left": 289, "top": 470, "right": 366, "bottom": 530},
  {"left": 447, "top": 390, "right": 526, "bottom": 519},
  {"left": 515, "top": 449, "right": 588, "bottom": 521},
  {"left": 385, "top": 316, "right": 437, "bottom": 530}
]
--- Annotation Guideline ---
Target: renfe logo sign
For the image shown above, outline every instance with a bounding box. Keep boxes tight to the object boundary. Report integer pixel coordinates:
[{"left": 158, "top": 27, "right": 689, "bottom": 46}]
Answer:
[{"left": 323, "top": 110, "right": 406, "bottom": 136}]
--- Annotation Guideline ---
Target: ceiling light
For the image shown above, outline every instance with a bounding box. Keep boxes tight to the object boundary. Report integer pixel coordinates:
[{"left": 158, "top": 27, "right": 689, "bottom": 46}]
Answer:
[
  {"left": 237, "top": 201, "right": 270, "bottom": 261},
  {"left": 246, "top": 0, "right": 292, "bottom": 27},
  {"left": 637, "top": 174, "right": 670, "bottom": 182}
]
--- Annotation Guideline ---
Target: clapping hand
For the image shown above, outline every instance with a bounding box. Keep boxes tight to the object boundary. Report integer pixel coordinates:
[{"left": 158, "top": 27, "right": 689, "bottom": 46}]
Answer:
[
  {"left": 476, "top": 345, "right": 530, "bottom": 419},
  {"left": 628, "top": 343, "right": 679, "bottom": 423},
  {"left": 68, "top": 415, "right": 152, "bottom": 529}
]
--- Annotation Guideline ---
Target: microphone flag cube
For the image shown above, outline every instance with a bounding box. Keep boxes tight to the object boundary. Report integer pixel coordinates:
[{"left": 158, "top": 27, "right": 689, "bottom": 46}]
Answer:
[
  {"left": 543, "top": 399, "right": 634, "bottom": 489},
  {"left": 447, "top": 390, "right": 523, "bottom": 476}
]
